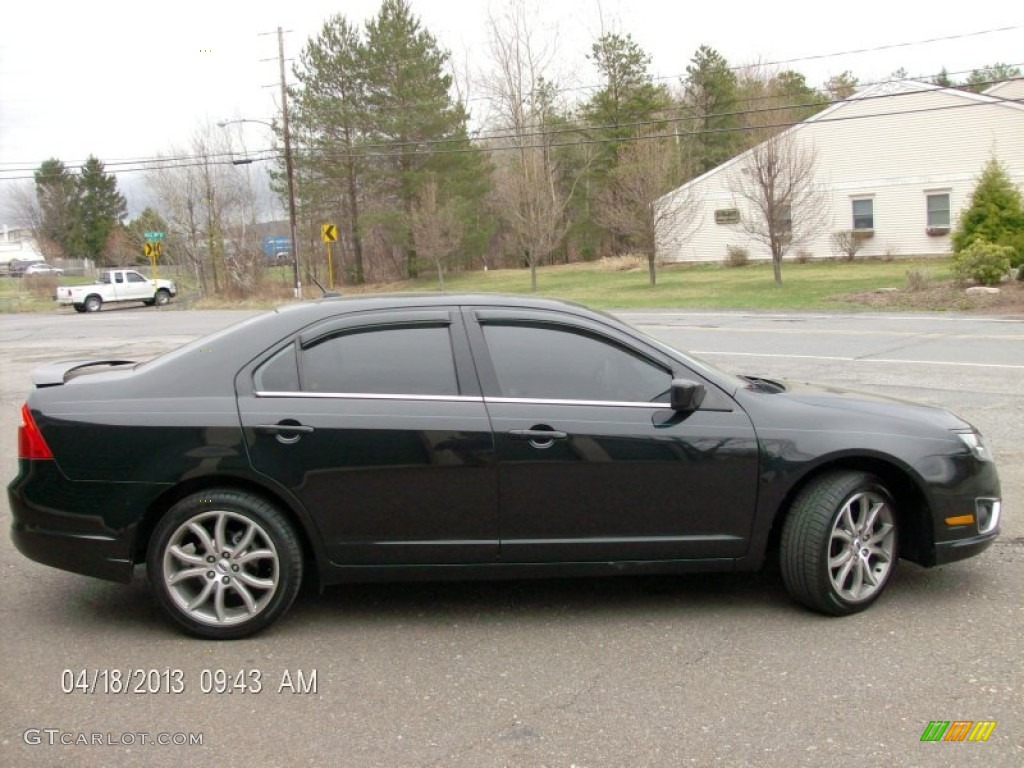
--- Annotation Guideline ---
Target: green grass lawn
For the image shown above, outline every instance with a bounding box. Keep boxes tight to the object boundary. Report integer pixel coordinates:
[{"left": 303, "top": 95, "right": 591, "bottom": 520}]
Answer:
[
  {"left": 1, "top": 258, "right": 954, "bottom": 313},
  {"left": 393, "top": 258, "right": 951, "bottom": 311}
]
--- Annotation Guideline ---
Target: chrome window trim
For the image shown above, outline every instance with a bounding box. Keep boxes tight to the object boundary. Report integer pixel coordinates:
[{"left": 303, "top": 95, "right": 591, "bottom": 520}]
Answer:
[
  {"left": 255, "top": 391, "right": 483, "bottom": 403},
  {"left": 486, "top": 396, "right": 671, "bottom": 409},
  {"left": 254, "top": 391, "right": 671, "bottom": 409}
]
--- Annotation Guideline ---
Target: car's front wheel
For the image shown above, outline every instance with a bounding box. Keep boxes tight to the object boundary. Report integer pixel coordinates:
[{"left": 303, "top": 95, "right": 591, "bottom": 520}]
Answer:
[
  {"left": 153, "top": 289, "right": 171, "bottom": 306},
  {"left": 146, "top": 490, "right": 303, "bottom": 639},
  {"left": 781, "top": 471, "right": 898, "bottom": 616}
]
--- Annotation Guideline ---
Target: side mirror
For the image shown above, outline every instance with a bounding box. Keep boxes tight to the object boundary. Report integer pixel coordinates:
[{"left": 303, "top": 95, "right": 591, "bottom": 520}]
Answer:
[{"left": 670, "top": 378, "right": 706, "bottom": 412}]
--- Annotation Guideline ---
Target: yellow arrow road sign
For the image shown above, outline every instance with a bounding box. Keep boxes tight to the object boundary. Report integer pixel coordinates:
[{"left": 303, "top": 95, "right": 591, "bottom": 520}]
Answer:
[{"left": 321, "top": 223, "right": 337, "bottom": 242}]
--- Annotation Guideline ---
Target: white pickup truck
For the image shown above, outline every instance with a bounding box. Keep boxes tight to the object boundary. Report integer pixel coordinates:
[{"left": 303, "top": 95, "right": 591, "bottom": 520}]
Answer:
[{"left": 56, "top": 269, "right": 177, "bottom": 313}]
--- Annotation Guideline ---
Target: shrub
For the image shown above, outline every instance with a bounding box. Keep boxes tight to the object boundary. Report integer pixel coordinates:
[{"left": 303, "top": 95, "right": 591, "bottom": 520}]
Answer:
[
  {"left": 795, "top": 249, "right": 813, "bottom": 264},
  {"left": 725, "top": 245, "right": 749, "bottom": 267},
  {"left": 830, "top": 230, "right": 867, "bottom": 261},
  {"left": 952, "top": 157, "right": 1024, "bottom": 268},
  {"left": 951, "top": 239, "right": 1013, "bottom": 286},
  {"left": 905, "top": 267, "right": 931, "bottom": 292}
]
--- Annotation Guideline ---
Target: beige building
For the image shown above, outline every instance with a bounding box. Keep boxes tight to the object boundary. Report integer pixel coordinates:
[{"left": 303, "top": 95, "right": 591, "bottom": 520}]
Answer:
[{"left": 656, "top": 79, "right": 1024, "bottom": 263}]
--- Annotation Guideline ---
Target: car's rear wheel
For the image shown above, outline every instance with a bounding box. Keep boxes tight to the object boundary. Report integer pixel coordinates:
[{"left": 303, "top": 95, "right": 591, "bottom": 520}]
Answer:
[
  {"left": 780, "top": 471, "right": 898, "bottom": 616},
  {"left": 83, "top": 295, "right": 101, "bottom": 312},
  {"left": 154, "top": 289, "right": 171, "bottom": 306},
  {"left": 146, "top": 490, "right": 302, "bottom": 639}
]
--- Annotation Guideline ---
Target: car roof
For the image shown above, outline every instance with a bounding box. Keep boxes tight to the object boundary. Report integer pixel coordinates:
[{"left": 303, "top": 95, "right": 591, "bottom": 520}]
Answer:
[{"left": 274, "top": 292, "right": 598, "bottom": 322}]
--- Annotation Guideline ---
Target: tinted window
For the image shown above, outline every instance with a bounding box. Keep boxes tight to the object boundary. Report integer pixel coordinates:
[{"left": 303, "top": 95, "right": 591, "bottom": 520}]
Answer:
[
  {"left": 127, "top": 272, "right": 146, "bottom": 283},
  {"left": 254, "top": 344, "right": 299, "bottom": 392},
  {"left": 302, "top": 326, "right": 458, "bottom": 395},
  {"left": 482, "top": 324, "right": 670, "bottom": 403}
]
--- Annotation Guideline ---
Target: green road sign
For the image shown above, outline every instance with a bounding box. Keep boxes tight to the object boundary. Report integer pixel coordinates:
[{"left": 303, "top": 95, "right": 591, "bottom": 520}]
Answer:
[{"left": 144, "top": 231, "right": 165, "bottom": 241}]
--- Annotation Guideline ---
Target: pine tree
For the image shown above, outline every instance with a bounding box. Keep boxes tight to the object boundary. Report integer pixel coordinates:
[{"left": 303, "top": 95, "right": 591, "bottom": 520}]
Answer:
[
  {"left": 361, "top": 0, "right": 489, "bottom": 278},
  {"left": 683, "top": 46, "right": 739, "bottom": 174},
  {"left": 78, "top": 156, "right": 127, "bottom": 263},
  {"left": 34, "top": 158, "right": 83, "bottom": 257},
  {"left": 292, "top": 15, "right": 369, "bottom": 283},
  {"left": 952, "top": 157, "right": 1024, "bottom": 268},
  {"left": 582, "top": 33, "right": 671, "bottom": 170},
  {"left": 579, "top": 33, "right": 671, "bottom": 255},
  {"left": 963, "top": 63, "right": 1021, "bottom": 93}
]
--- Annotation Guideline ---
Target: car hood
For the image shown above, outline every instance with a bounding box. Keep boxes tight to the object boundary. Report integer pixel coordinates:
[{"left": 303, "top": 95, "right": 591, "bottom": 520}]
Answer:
[{"left": 752, "top": 379, "right": 972, "bottom": 433}]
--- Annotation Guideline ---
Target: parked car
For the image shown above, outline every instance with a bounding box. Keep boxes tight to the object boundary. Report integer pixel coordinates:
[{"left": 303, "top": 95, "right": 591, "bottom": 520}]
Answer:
[
  {"left": 54, "top": 268, "right": 176, "bottom": 312},
  {"left": 5, "top": 258, "right": 44, "bottom": 276},
  {"left": 22, "top": 262, "right": 64, "bottom": 277},
  {"left": 8, "top": 295, "right": 1001, "bottom": 639}
]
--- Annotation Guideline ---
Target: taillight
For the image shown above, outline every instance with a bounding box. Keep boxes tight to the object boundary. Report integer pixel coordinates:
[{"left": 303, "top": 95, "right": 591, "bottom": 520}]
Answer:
[{"left": 18, "top": 403, "right": 53, "bottom": 459}]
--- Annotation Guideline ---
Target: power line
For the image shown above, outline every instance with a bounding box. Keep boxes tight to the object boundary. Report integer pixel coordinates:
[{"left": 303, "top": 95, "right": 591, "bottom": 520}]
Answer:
[
  {"left": 225, "top": 75, "right": 1024, "bottom": 160},
  {"left": 1, "top": 71, "right": 1020, "bottom": 180},
  {"left": 3, "top": 23, "right": 1019, "bottom": 170}
]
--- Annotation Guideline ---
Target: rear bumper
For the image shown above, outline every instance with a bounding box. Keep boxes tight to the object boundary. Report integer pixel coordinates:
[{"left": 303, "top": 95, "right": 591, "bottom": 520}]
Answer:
[
  {"left": 7, "top": 460, "right": 162, "bottom": 584},
  {"left": 11, "top": 522, "right": 134, "bottom": 583}
]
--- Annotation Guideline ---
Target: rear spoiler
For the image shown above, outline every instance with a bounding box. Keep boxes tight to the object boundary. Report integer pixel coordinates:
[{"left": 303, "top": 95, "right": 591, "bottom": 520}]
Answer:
[{"left": 31, "top": 360, "right": 137, "bottom": 387}]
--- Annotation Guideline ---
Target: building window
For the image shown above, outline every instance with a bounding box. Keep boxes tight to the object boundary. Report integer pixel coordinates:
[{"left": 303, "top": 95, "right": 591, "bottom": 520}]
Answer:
[
  {"left": 926, "top": 193, "right": 950, "bottom": 228},
  {"left": 852, "top": 198, "right": 874, "bottom": 230}
]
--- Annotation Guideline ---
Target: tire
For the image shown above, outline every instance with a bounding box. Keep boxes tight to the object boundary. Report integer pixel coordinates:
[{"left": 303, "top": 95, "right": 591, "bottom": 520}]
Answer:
[
  {"left": 153, "top": 289, "right": 171, "bottom": 306},
  {"left": 84, "top": 295, "right": 102, "bottom": 312},
  {"left": 780, "top": 471, "right": 898, "bottom": 616},
  {"left": 73, "top": 304, "right": 86, "bottom": 313},
  {"left": 146, "top": 490, "right": 303, "bottom": 640}
]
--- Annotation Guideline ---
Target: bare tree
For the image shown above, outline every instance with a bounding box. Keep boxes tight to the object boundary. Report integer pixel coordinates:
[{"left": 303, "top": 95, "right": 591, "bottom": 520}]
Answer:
[
  {"left": 595, "top": 132, "right": 700, "bottom": 285},
  {"left": 146, "top": 122, "right": 262, "bottom": 295},
  {"left": 480, "top": 0, "right": 582, "bottom": 290},
  {"left": 2, "top": 182, "right": 58, "bottom": 256},
  {"left": 410, "top": 176, "right": 463, "bottom": 290},
  {"left": 729, "top": 129, "right": 828, "bottom": 284}
]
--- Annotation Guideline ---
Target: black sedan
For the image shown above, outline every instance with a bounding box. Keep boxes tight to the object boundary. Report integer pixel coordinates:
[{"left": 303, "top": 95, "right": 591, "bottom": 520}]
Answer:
[{"left": 8, "top": 295, "right": 1001, "bottom": 639}]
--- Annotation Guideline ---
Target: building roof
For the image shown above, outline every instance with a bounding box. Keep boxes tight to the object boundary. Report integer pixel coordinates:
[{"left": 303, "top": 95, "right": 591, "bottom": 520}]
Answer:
[{"left": 658, "top": 79, "right": 1024, "bottom": 206}]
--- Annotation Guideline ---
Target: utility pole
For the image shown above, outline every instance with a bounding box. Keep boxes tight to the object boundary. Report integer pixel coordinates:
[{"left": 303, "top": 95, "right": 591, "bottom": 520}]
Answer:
[{"left": 277, "top": 27, "right": 301, "bottom": 299}]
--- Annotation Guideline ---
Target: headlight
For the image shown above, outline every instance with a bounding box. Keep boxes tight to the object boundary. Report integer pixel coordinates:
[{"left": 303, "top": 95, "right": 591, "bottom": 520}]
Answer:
[{"left": 956, "top": 431, "right": 991, "bottom": 461}]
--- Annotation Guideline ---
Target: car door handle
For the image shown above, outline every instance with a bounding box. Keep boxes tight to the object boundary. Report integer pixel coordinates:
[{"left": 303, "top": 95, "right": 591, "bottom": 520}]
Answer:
[
  {"left": 508, "top": 429, "right": 568, "bottom": 441},
  {"left": 255, "top": 423, "right": 315, "bottom": 434},
  {"left": 508, "top": 427, "right": 568, "bottom": 449},
  {"left": 255, "top": 422, "right": 314, "bottom": 445}
]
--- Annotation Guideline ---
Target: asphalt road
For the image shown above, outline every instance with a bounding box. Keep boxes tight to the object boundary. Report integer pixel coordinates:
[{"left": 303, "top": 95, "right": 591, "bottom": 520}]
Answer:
[{"left": 1, "top": 306, "right": 1021, "bottom": 767}]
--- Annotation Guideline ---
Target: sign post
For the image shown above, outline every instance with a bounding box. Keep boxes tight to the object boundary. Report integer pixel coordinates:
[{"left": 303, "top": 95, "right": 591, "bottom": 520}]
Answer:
[
  {"left": 144, "top": 232, "right": 164, "bottom": 282},
  {"left": 321, "top": 223, "right": 338, "bottom": 290}
]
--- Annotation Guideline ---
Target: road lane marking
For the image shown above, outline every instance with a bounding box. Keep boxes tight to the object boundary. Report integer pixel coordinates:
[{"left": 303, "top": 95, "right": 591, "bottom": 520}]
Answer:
[
  {"left": 638, "top": 325, "right": 1024, "bottom": 341},
  {"left": 690, "top": 350, "right": 1024, "bottom": 370}
]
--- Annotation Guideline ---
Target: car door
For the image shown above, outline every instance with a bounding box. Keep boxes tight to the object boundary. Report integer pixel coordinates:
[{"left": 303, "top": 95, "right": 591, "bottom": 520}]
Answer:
[
  {"left": 465, "top": 308, "right": 759, "bottom": 563},
  {"left": 124, "top": 271, "right": 152, "bottom": 299},
  {"left": 236, "top": 308, "right": 498, "bottom": 566}
]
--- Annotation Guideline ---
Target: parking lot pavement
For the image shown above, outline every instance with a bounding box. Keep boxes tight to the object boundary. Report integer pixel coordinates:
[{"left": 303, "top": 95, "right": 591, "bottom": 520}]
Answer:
[{"left": 1, "top": 309, "right": 1021, "bottom": 767}]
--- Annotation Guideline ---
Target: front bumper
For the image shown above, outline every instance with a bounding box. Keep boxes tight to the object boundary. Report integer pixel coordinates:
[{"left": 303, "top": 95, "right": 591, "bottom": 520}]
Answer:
[
  {"left": 924, "top": 455, "right": 1001, "bottom": 565},
  {"left": 932, "top": 495, "right": 1001, "bottom": 565},
  {"left": 933, "top": 530, "right": 999, "bottom": 565}
]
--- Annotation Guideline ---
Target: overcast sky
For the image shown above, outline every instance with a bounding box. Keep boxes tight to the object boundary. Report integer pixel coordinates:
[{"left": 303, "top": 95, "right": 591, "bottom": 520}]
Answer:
[{"left": 1, "top": 0, "right": 1021, "bottom": 212}]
